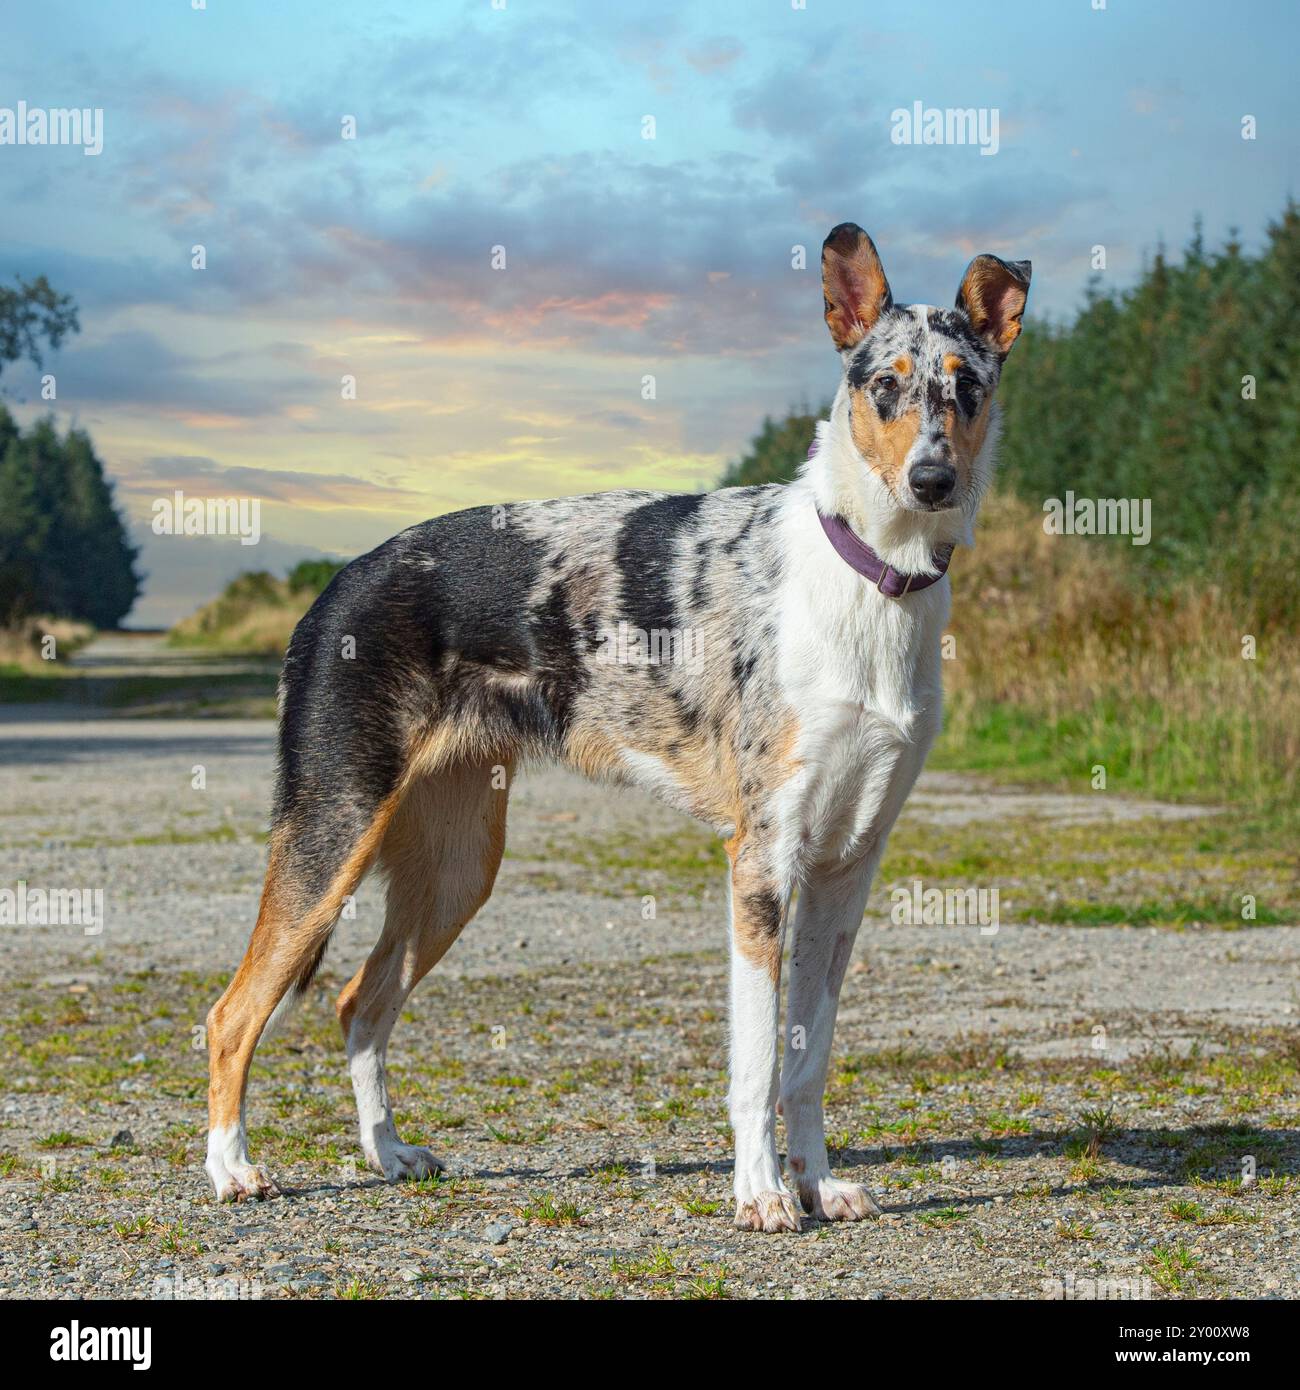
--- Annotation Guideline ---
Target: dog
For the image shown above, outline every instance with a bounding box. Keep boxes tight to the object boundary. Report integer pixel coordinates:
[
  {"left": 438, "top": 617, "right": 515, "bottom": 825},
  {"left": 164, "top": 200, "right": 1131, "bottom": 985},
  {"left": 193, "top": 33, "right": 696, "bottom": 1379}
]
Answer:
[{"left": 204, "top": 223, "right": 1030, "bottom": 1232}]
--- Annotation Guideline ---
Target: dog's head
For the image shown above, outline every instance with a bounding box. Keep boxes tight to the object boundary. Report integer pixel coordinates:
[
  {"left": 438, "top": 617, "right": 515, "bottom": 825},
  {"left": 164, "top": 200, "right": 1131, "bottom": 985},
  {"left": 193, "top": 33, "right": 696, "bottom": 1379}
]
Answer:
[{"left": 821, "top": 222, "right": 1030, "bottom": 516}]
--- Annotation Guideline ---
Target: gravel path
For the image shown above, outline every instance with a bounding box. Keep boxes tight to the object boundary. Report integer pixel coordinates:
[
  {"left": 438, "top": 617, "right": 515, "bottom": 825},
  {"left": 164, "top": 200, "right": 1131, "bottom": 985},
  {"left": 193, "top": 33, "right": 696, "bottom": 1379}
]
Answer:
[{"left": 1, "top": 705, "right": 1296, "bottom": 1300}]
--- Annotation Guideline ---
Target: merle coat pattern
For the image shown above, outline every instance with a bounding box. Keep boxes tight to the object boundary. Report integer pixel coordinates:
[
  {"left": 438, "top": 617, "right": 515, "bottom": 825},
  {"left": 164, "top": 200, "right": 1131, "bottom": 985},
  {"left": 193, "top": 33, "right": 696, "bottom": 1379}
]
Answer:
[{"left": 205, "top": 223, "right": 1030, "bottom": 1231}]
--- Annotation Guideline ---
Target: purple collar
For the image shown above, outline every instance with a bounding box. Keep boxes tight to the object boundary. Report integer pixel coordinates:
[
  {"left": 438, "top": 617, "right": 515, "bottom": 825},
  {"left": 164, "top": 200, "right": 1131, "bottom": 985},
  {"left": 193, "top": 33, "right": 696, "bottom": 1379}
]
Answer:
[
  {"left": 806, "top": 436, "right": 952, "bottom": 597},
  {"left": 816, "top": 511, "right": 952, "bottom": 597}
]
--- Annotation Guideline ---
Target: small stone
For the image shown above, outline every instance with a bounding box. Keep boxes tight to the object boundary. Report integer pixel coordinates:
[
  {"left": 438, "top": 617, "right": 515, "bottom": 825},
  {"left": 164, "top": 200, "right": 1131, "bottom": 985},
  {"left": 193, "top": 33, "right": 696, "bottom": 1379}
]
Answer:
[
  {"left": 483, "top": 1219, "right": 516, "bottom": 1245},
  {"left": 399, "top": 1266, "right": 421, "bottom": 1283},
  {"left": 110, "top": 1129, "right": 134, "bottom": 1148}
]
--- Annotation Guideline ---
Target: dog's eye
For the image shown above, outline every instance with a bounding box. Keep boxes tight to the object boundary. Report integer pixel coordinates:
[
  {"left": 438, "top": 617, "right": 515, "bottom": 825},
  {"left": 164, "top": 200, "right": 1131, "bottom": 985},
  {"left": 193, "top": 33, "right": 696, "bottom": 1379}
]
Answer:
[
  {"left": 955, "top": 373, "right": 982, "bottom": 410},
  {"left": 873, "top": 374, "right": 899, "bottom": 393}
]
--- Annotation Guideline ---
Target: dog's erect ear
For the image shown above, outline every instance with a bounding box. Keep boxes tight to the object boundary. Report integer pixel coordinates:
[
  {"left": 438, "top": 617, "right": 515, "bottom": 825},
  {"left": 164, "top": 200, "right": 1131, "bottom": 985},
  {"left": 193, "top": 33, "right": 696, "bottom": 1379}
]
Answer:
[
  {"left": 821, "top": 223, "right": 893, "bottom": 352},
  {"left": 956, "top": 254, "right": 1032, "bottom": 357}
]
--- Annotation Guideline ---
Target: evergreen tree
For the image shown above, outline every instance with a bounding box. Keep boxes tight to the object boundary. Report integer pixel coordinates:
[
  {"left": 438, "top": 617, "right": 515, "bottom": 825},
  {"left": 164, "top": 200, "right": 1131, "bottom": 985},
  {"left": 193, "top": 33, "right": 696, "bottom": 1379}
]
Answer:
[
  {"left": 0, "top": 426, "right": 47, "bottom": 622},
  {"left": 718, "top": 405, "right": 826, "bottom": 488},
  {"left": 0, "top": 404, "right": 140, "bottom": 628},
  {"left": 720, "top": 202, "right": 1300, "bottom": 620}
]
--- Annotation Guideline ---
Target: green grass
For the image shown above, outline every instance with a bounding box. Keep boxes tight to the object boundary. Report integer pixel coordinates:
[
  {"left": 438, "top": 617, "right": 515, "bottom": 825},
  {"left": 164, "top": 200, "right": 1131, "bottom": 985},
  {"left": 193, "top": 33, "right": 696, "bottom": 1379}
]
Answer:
[
  {"left": 1147, "top": 1243, "right": 1205, "bottom": 1294},
  {"left": 917, "top": 1206, "right": 969, "bottom": 1227},
  {"left": 517, "top": 1193, "right": 583, "bottom": 1226},
  {"left": 36, "top": 1130, "right": 91, "bottom": 1149},
  {"left": 0, "top": 665, "right": 279, "bottom": 714},
  {"left": 0, "top": 666, "right": 68, "bottom": 701},
  {"left": 1032, "top": 898, "right": 1286, "bottom": 927},
  {"left": 2, "top": 959, "right": 1295, "bottom": 1300},
  {"left": 932, "top": 700, "right": 1298, "bottom": 832},
  {"left": 531, "top": 804, "right": 1298, "bottom": 930},
  {"left": 879, "top": 811, "right": 1298, "bottom": 928},
  {"left": 525, "top": 828, "right": 727, "bottom": 901}
]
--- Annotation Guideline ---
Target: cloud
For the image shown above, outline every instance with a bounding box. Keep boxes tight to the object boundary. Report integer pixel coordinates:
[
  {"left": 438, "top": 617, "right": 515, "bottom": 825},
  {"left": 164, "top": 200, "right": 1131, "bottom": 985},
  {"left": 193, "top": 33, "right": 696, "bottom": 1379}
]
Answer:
[
  {"left": 3, "top": 0, "right": 1290, "bottom": 636},
  {"left": 121, "top": 455, "right": 423, "bottom": 510},
  {"left": 583, "top": 408, "right": 650, "bottom": 432},
  {"left": 28, "top": 329, "right": 322, "bottom": 422},
  {"left": 684, "top": 38, "right": 745, "bottom": 75}
]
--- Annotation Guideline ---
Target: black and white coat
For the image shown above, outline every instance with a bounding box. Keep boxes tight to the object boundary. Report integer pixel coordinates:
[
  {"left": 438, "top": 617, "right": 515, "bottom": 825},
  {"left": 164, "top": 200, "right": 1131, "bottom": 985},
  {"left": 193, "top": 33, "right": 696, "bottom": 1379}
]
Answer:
[{"left": 205, "top": 225, "right": 1031, "bottom": 1231}]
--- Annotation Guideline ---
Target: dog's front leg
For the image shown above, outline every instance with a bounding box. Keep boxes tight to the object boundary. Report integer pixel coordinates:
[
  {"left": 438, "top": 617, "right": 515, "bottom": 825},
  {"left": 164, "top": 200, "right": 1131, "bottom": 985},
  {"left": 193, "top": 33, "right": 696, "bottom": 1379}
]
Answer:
[
  {"left": 726, "top": 841, "right": 800, "bottom": 1232},
  {"left": 780, "top": 857, "right": 882, "bottom": 1221}
]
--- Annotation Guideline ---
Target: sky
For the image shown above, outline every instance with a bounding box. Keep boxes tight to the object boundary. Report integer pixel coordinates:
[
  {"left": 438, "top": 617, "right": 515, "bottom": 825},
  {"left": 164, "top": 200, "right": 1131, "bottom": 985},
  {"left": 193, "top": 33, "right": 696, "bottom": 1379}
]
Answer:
[{"left": 1, "top": 0, "right": 1296, "bottom": 625}]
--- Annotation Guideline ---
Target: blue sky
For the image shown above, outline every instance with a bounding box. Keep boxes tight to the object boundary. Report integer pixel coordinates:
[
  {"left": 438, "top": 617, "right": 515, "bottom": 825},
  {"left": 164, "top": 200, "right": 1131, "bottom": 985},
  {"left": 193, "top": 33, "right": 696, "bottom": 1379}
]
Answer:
[{"left": 1, "top": 0, "right": 1296, "bottom": 624}]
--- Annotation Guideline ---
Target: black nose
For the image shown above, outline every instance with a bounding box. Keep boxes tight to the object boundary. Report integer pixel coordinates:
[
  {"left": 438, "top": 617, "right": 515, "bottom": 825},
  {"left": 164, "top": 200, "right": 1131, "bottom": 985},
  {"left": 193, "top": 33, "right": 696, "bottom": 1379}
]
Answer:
[{"left": 909, "top": 460, "right": 957, "bottom": 507}]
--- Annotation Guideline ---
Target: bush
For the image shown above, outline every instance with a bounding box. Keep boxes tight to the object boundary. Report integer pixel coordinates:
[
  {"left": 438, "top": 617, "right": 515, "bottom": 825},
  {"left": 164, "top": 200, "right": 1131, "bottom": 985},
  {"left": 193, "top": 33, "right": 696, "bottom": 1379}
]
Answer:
[
  {"left": 169, "top": 556, "right": 345, "bottom": 656},
  {"left": 287, "top": 558, "right": 346, "bottom": 594}
]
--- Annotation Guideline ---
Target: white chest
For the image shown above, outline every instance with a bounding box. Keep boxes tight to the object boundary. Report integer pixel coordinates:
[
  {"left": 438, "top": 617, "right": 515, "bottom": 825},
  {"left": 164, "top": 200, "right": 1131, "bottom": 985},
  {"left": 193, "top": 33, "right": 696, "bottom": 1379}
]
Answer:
[{"left": 775, "top": 556, "right": 948, "bottom": 865}]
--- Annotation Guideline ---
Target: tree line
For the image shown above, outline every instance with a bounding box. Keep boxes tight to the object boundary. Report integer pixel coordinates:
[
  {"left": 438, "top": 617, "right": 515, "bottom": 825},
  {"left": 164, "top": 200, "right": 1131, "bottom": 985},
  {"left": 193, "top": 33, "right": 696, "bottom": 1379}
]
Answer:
[
  {"left": 0, "top": 276, "right": 140, "bottom": 630},
  {"left": 995, "top": 200, "right": 1300, "bottom": 609},
  {"left": 0, "top": 407, "right": 141, "bottom": 629},
  {"left": 722, "top": 201, "right": 1300, "bottom": 622}
]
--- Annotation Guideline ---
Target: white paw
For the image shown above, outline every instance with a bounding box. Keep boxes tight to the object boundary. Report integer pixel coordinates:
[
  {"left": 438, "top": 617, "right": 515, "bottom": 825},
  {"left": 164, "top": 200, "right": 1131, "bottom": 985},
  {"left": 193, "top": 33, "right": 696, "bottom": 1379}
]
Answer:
[
  {"left": 207, "top": 1158, "right": 280, "bottom": 1203},
  {"left": 795, "top": 1173, "right": 882, "bottom": 1221},
  {"left": 206, "top": 1124, "right": 281, "bottom": 1203},
  {"left": 734, "top": 1189, "right": 802, "bottom": 1233},
  {"left": 369, "top": 1142, "right": 445, "bottom": 1183}
]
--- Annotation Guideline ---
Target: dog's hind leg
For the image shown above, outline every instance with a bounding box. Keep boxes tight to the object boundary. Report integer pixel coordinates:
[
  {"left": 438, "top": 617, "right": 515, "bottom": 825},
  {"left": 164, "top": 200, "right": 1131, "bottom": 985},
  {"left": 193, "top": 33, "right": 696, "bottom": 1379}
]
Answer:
[
  {"left": 336, "top": 760, "right": 511, "bottom": 1182},
  {"left": 205, "top": 790, "right": 402, "bottom": 1202}
]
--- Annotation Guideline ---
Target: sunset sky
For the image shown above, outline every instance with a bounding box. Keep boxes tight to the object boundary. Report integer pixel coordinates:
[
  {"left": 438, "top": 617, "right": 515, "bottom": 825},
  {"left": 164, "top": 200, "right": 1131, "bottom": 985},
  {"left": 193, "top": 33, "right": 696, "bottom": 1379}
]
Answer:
[{"left": 2, "top": 0, "right": 1296, "bottom": 625}]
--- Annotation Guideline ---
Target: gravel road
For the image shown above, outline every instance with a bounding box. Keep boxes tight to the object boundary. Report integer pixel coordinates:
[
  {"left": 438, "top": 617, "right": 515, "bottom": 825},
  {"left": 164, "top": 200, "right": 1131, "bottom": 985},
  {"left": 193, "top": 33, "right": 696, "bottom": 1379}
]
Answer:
[{"left": 1, "top": 702, "right": 1296, "bottom": 1300}]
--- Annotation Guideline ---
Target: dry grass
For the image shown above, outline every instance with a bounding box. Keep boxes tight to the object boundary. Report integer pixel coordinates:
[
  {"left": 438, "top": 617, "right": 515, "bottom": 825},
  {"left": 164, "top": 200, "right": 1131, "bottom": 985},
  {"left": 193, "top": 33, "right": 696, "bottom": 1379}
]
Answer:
[
  {"left": 160, "top": 494, "right": 1299, "bottom": 819},
  {"left": 168, "top": 573, "right": 313, "bottom": 657},
  {"left": 0, "top": 614, "right": 95, "bottom": 669},
  {"left": 944, "top": 494, "right": 1299, "bottom": 818}
]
